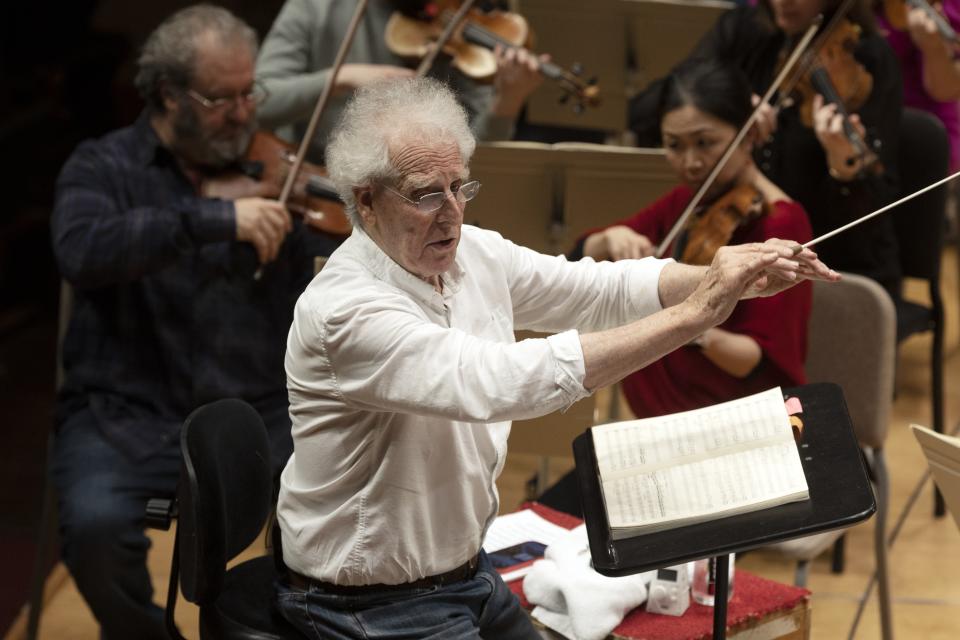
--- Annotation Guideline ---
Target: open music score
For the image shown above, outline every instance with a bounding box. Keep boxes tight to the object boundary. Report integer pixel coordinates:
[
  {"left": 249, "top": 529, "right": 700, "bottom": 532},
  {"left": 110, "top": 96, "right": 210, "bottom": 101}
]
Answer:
[{"left": 592, "top": 388, "right": 810, "bottom": 540}]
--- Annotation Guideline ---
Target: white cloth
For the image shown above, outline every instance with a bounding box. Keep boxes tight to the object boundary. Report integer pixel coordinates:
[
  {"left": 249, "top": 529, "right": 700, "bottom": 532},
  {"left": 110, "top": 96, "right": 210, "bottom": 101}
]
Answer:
[
  {"left": 279, "top": 224, "right": 669, "bottom": 585},
  {"left": 524, "top": 526, "right": 655, "bottom": 640}
]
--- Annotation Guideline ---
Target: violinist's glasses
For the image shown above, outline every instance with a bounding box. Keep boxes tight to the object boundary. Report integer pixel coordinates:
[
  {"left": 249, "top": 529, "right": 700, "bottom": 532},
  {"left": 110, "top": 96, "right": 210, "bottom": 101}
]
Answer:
[
  {"left": 184, "top": 82, "right": 268, "bottom": 112},
  {"left": 383, "top": 180, "right": 482, "bottom": 214}
]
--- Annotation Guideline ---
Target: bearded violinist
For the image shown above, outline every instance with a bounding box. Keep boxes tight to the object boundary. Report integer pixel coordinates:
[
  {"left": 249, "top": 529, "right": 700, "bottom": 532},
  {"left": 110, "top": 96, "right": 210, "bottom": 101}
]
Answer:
[{"left": 49, "top": 6, "right": 335, "bottom": 638}]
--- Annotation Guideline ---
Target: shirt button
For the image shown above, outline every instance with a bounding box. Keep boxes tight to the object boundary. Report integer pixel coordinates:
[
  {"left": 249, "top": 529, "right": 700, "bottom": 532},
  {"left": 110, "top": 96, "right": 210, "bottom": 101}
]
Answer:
[{"left": 762, "top": 148, "right": 772, "bottom": 158}]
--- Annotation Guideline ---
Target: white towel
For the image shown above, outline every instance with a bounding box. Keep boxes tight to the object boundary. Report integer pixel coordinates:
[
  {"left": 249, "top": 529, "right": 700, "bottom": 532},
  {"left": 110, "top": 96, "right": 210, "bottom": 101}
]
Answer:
[{"left": 522, "top": 525, "right": 654, "bottom": 640}]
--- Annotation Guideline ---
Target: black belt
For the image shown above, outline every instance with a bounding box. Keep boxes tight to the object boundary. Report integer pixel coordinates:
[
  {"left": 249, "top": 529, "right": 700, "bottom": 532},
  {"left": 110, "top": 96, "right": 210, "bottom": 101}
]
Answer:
[{"left": 287, "top": 553, "right": 480, "bottom": 595}]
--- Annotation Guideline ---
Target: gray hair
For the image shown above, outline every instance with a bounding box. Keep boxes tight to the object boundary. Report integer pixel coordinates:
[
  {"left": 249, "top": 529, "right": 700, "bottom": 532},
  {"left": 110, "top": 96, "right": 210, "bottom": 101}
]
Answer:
[
  {"left": 326, "top": 77, "right": 477, "bottom": 225},
  {"left": 134, "top": 4, "right": 258, "bottom": 111}
]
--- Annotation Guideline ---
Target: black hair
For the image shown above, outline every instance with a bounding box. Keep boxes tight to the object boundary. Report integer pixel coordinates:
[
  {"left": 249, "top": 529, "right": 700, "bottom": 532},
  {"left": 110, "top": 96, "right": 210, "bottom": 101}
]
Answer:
[
  {"left": 756, "top": 0, "right": 877, "bottom": 35},
  {"left": 658, "top": 58, "right": 754, "bottom": 132}
]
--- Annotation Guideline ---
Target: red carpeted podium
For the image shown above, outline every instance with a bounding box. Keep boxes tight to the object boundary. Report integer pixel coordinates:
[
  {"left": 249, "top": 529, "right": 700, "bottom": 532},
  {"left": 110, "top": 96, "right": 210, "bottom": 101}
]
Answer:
[{"left": 505, "top": 503, "right": 811, "bottom": 640}]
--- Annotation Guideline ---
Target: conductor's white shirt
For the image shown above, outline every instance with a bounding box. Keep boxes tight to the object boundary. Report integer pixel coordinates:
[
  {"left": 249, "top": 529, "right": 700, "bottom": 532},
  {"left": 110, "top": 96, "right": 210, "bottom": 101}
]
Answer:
[{"left": 279, "top": 224, "right": 669, "bottom": 585}]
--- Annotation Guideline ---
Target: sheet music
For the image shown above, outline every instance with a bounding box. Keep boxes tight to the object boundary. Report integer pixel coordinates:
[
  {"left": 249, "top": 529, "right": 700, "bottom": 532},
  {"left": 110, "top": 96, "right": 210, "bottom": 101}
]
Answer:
[
  {"left": 483, "top": 509, "right": 571, "bottom": 553},
  {"left": 591, "top": 387, "right": 809, "bottom": 534}
]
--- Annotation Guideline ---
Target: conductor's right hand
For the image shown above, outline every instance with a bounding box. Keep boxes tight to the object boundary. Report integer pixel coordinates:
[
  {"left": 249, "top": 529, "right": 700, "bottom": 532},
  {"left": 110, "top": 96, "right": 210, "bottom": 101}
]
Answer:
[
  {"left": 235, "top": 197, "right": 292, "bottom": 264},
  {"left": 685, "top": 242, "right": 824, "bottom": 326}
]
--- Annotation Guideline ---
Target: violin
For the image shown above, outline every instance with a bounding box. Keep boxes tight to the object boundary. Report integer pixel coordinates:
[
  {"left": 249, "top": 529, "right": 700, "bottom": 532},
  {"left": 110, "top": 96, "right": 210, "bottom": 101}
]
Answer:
[
  {"left": 677, "top": 184, "right": 767, "bottom": 265},
  {"left": 384, "top": 1, "right": 601, "bottom": 112},
  {"left": 883, "top": 0, "right": 960, "bottom": 43},
  {"left": 203, "top": 131, "right": 352, "bottom": 237},
  {"left": 780, "top": 16, "right": 882, "bottom": 171}
]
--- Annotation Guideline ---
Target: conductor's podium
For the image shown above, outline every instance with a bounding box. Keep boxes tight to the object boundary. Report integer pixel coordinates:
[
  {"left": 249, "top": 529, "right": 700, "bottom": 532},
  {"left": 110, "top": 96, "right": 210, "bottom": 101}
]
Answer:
[{"left": 507, "top": 504, "right": 811, "bottom": 640}]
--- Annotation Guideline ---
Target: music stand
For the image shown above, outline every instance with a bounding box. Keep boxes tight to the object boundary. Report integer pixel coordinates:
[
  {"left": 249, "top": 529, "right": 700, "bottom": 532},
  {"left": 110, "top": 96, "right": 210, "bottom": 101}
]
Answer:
[
  {"left": 573, "top": 382, "right": 876, "bottom": 639},
  {"left": 911, "top": 424, "right": 960, "bottom": 532}
]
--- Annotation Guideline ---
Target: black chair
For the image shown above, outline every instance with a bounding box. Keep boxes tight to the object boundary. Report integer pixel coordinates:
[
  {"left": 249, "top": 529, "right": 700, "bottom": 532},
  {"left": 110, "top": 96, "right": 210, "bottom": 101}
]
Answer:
[
  {"left": 26, "top": 281, "right": 73, "bottom": 640},
  {"left": 893, "top": 107, "right": 948, "bottom": 517},
  {"left": 147, "top": 398, "right": 305, "bottom": 639}
]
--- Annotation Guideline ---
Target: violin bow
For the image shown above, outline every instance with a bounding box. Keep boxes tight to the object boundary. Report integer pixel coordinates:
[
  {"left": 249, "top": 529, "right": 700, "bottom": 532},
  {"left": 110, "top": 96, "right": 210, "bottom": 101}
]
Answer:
[
  {"left": 277, "top": 0, "right": 370, "bottom": 207},
  {"left": 803, "top": 168, "right": 960, "bottom": 248},
  {"left": 250, "top": 0, "right": 368, "bottom": 279},
  {"left": 416, "top": 0, "right": 479, "bottom": 77},
  {"left": 655, "top": 18, "right": 822, "bottom": 258}
]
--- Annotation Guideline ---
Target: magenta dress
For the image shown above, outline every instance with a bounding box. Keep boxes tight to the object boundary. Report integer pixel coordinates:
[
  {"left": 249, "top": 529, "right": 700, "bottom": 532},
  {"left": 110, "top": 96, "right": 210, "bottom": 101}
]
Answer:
[{"left": 877, "top": 1, "right": 960, "bottom": 169}]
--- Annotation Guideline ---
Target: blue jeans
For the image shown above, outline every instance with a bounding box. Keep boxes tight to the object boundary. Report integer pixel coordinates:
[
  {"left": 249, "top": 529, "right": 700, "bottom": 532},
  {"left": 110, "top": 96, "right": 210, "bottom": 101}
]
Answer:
[
  {"left": 275, "top": 551, "right": 540, "bottom": 640},
  {"left": 53, "top": 404, "right": 292, "bottom": 640}
]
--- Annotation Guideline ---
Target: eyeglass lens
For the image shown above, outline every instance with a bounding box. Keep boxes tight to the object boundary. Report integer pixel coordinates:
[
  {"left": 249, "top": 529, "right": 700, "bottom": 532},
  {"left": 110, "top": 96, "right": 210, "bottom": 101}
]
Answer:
[
  {"left": 191, "top": 83, "right": 267, "bottom": 110},
  {"left": 417, "top": 181, "right": 481, "bottom": 213}
]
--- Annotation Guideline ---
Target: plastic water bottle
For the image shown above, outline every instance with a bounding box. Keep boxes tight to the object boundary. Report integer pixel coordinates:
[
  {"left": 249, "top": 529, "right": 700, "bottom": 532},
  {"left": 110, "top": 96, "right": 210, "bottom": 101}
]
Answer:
[{"left": 691, "top": 554, "right": 735, "bottom": 606}]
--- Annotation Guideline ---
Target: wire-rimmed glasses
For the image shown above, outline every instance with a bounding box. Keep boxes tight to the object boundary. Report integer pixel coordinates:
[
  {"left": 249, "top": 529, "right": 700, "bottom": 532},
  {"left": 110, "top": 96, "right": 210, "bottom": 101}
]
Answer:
[
  {"left": 383, "top": 180, "right": 481, "bottom": 214},
  {"left": 184, "top": 81, "right": 268, "bottom": 112}
]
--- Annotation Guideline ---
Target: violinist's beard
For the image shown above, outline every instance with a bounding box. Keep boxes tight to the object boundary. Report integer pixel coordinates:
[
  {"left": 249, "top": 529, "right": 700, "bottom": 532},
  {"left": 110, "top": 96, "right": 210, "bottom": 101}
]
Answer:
[{"left": 171, "top": 102, "right": 256, "bottom": 169}]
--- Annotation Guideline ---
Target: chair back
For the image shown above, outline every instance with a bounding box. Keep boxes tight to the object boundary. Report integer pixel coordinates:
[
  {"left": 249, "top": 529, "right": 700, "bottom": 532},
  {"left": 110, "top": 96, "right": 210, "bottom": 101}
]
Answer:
[
  {"left": 805, "top": 274, "right": 896, "bottom": 449},
  {"left": 178, "top": 399, "right": 273, "bottom": 605},
  {"left": 893, "top": 108, "right": 949, "bottom": 282},
  {"left": 55, "top": 281, "right": 73, "bottom": 389}
]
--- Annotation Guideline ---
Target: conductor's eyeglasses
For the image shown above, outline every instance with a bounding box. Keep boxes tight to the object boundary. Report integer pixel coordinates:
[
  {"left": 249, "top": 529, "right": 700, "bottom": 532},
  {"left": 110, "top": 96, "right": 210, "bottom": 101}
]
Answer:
[{"left": 383, "top": 180, "right": 481, "bottom": 214}]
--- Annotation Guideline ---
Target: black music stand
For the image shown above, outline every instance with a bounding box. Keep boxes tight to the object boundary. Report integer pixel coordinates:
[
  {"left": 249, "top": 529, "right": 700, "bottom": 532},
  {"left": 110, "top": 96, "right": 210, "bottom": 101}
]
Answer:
[{"left": 573, "top": 383, "right": 876, "bottom": 640}]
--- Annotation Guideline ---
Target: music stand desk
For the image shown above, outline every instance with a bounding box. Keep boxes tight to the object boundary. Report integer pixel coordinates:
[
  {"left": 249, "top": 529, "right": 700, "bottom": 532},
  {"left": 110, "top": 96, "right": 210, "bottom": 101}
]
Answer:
[{"left": 574, "top": 382, "right": 876, "bottom": 637}]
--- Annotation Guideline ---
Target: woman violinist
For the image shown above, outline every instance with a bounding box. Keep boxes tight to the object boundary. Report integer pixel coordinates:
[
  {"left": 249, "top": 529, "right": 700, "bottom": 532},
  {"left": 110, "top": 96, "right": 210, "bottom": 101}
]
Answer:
[
  {"left": 572, "top": 59, "right": 813, "bottom": 417},
  {"left": 630, "top": 0, "right": 904, "bottom": 298},
  {"left": 540, "top": 60, "right": 813, "bottom": 515},
  {"left": 875, "top": 0, "right": 960, "bottom": 168}
]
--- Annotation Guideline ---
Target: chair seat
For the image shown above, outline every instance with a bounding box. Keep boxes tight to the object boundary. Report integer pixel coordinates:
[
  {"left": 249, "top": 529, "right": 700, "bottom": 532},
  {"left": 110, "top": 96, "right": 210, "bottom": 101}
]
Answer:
[
  {"left": 895, "top": 298, "right": 935, "bottom": 343},
  {"left": 199, "top": 556, "right": 306, "bottom": 640},
  {"left": 767, "top": 529, "right": 846, "bottom": 559}
]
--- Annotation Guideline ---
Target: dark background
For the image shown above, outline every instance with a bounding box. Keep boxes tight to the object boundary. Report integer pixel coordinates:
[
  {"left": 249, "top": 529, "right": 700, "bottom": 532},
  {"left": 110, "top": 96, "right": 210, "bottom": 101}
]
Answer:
[
  {"left": 0, "top": 1, "right": 602, "bottom": 632},
  {"left": 0, "top": 2, "right": 285, "bottom": 632}
]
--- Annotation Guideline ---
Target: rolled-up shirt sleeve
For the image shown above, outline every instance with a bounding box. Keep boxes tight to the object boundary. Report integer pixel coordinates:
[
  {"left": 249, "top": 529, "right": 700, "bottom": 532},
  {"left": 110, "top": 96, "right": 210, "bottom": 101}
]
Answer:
[{"left": 545, "top": 329, "right": 590, "bottom": 410}]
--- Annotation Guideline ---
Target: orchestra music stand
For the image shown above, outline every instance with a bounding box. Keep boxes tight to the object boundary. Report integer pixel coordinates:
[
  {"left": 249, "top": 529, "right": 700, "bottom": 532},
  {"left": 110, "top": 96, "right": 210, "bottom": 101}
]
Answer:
[{"left": 573, "top": 382, "right": 876, "bottom": 640}]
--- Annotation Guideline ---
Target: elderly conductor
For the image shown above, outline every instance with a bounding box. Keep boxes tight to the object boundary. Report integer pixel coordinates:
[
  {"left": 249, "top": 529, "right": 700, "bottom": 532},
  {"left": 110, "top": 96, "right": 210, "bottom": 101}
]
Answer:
[{"left": 274, "top": 77, "right": 837, "bottom": 639}]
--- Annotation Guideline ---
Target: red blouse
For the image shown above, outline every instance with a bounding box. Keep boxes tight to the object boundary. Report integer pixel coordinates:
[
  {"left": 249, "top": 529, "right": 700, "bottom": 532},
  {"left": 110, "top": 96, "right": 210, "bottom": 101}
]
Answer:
[{"left": 593, "top": 185, "right": 813, "bottom": 418}]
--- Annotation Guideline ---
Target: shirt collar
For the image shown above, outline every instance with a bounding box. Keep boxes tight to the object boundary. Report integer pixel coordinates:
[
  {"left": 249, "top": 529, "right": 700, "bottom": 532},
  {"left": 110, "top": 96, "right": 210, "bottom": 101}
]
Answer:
[
  {"left": 349, "top": 225, "right": 465, "bottom": 308},
  {"left": 132, "top": 110, "right": 175, "bottom": 168}
]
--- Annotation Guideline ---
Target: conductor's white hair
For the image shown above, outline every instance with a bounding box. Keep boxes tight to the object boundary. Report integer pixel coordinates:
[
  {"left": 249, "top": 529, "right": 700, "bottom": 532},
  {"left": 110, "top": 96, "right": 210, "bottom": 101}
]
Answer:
[{"left": 326, "top": 77, "right": 476, "bottom": 225}]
